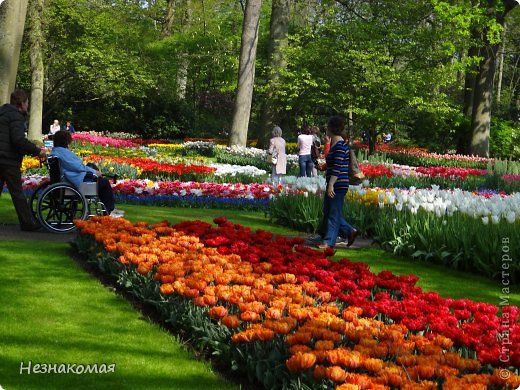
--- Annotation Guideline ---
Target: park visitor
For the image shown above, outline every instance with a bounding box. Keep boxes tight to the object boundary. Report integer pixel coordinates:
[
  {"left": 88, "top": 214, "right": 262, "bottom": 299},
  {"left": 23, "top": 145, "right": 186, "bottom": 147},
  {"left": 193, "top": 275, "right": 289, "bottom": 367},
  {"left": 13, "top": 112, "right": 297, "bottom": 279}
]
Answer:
[{"left": 0, "top": 89, "right": 47, "bottom": 231}]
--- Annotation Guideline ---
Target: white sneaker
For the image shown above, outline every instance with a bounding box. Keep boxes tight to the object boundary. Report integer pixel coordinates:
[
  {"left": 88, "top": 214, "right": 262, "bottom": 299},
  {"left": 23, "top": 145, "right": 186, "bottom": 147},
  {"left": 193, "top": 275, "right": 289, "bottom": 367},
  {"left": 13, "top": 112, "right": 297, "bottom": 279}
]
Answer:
[{"left": 110, "top": 209, "right": 125, "bottom": 218}]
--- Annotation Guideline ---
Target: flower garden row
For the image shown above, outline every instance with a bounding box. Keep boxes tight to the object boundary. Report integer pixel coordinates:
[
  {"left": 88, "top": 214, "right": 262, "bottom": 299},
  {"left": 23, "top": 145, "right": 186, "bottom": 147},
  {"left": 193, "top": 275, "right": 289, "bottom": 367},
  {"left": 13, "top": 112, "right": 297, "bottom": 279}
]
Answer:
[
  {"left": 74, "top": 216, "right": 519, "bottom": 389},
  {"left": 12, "top": 132, "right": 519, "bottom": 279},
  {"left": 22, "top": 133, "right": 520, "bottom": 193}
]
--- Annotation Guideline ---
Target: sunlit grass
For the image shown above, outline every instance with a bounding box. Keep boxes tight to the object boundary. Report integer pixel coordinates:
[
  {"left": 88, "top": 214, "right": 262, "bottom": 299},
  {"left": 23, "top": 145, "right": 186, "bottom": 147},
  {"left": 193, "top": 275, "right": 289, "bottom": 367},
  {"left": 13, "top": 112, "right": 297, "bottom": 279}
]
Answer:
[{"left": 0, "top": 240, "right": 237, "bottom": 390}]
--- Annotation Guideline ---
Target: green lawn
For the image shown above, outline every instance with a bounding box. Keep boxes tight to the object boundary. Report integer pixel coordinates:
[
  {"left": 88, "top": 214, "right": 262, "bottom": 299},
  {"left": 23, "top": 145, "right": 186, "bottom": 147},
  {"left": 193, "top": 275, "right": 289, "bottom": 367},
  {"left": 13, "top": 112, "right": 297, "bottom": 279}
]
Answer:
[
  {"left": 0, "top": 194, "right": 518, "bottom": 389},
  {"left": 0, "top": 241, "right": 237, "bottom": 390}
]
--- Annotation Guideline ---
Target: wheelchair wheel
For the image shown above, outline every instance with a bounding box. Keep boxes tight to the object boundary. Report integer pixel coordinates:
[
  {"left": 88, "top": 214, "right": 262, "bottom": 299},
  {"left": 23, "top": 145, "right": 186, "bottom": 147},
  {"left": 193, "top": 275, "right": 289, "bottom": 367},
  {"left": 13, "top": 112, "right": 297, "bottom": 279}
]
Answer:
[
  {"left": 30, "top": 179, "right": 50, "bottom": 217},
  {"left": 37, "top": 183, "right": 88, "bottom": 233}
]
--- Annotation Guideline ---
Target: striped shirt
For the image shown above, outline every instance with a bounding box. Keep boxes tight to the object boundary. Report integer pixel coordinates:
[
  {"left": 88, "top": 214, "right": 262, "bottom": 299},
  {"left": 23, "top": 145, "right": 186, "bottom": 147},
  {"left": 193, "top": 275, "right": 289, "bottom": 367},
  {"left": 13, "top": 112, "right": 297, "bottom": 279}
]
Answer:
[{"left": 325, "top": 139, "right": 350, "bottom": 193}]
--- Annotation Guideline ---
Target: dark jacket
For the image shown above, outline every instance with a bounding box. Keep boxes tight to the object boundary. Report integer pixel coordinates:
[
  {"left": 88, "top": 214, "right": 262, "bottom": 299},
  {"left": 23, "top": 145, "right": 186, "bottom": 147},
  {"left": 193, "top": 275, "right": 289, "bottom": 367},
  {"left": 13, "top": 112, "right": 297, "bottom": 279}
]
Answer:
[{"left": 0, "top": 104, "right": 41, "bottom": 167}]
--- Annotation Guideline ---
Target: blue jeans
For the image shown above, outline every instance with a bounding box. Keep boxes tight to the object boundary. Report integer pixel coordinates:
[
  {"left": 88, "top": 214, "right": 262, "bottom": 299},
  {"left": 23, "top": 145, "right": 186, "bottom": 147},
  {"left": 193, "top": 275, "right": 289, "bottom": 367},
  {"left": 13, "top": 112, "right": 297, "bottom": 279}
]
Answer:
[
  {"left": 298, "top": 154, "right": 313, "bottom": 177},
  {"left": 322, "top": 191, "right": 354, "bottom": 247}
]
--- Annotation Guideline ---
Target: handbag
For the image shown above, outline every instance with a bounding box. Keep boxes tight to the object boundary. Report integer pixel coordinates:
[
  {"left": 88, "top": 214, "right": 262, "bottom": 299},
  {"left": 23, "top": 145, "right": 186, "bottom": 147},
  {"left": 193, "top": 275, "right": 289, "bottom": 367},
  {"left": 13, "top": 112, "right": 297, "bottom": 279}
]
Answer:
[
  {"left": 349, "top": 148, "right": 365, "bottom": 185},
  {"left": 269, "top": 146, "right": 278, "bottom": 165}
]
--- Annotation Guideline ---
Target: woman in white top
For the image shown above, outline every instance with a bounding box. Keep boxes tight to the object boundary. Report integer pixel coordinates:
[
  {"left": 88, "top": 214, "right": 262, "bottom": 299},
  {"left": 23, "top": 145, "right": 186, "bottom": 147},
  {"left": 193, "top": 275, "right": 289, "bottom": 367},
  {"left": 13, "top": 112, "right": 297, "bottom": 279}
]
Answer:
[
  {"left": 48, "top": 119, "right": 61, "bottom": 139},
  {"left": 268, "top": 126, "right": 287, "bottom": 186},
  {"left": 297, "top": 125, "right": 314, "bottom": 177}
]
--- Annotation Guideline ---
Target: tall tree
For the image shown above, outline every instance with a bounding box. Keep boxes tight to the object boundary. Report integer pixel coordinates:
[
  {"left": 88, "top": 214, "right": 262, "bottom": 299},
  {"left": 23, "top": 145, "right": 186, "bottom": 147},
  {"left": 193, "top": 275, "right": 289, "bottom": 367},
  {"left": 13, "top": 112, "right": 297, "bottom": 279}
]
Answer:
[
  {"left": 0, "top": 0, "right": 29, "bottom": 103},
  {"left": 176, "top": 0, "right": 192, "bottom": 100},
  {"left": 27, "top": 0, "right": 46, "bottom": 142},
  {"left": 229, "top": 0, "right": 262, "bottom": 147},
  {"left": 256, "top": 0, "right": 290, "bottom": 148},
  {"left": 469, "top": 0, "right": 518, "bottom": 156},
  {"left": 161, "top": 0, "right": 177, "bottom": 38}
]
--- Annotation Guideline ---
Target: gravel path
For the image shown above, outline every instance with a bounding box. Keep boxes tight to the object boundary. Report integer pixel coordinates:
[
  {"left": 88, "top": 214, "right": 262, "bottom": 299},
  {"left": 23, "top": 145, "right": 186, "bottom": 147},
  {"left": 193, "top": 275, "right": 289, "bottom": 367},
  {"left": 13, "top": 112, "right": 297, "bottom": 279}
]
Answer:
[{"left": 0, "top": 223, "right": 76, "bottom": 242}]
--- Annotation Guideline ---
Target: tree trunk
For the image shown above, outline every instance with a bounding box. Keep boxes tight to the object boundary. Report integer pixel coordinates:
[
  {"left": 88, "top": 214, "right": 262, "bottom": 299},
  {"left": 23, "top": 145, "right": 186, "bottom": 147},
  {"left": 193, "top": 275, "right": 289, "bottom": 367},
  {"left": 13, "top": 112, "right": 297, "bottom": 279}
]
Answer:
[
  {"left": 229, "top": 0, "right": 262, "bottom": 147},
  {"left": 496, "top": 22, "right": 506, "bottom": 105},
  {"left": 256, "top": 0, "right": 289, "bottom": 148},
  {"left": 27, "top": 0, "right": 45, "bottom": 143},
  {"left": 470, "top": 44, "right": 496, "bottom": 157},
  {"left": 0, "top": 0, "right": 29, "bottom": 104},
  {"left": 456, "top": 46, "right": 479, "bottom": 154},
  {"left": 176, "top": 0, "right": 191, "bottom": 100},
  {"left": 469, "top": 0, "right": 517, "bottom": 157},
  {"left": 161, "top": 0, "right": 177, "bottom": 38}
]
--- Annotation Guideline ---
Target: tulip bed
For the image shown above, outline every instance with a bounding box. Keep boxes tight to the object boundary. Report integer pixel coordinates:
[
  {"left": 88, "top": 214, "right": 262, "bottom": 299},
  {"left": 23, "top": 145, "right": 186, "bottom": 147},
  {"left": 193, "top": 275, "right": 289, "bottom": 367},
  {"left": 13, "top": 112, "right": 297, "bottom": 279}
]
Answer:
[
  {"left": 269, "top": 188, "right": 520, "bottom": 282},
  {"left": 73, "top": 216, "right": 519, "bottom": 389}
]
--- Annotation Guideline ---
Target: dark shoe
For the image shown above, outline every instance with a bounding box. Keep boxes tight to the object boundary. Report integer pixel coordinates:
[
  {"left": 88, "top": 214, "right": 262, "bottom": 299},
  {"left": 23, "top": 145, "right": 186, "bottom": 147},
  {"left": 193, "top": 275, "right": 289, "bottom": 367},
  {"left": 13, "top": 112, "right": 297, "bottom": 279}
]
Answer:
[
  {"left": 306, "top": 234, "right": 322, "bottom": 243},
  {"left": 347, "top": 229, "right": 358, "bottom": 247}
]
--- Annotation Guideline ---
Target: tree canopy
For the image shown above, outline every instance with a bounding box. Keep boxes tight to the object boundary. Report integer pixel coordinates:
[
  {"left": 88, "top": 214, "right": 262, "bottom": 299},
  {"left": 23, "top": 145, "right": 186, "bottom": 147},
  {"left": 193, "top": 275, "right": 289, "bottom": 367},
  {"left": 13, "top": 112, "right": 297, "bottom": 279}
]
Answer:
[{"left": 8, "top": 0, "right": 519, "bottom": 156}]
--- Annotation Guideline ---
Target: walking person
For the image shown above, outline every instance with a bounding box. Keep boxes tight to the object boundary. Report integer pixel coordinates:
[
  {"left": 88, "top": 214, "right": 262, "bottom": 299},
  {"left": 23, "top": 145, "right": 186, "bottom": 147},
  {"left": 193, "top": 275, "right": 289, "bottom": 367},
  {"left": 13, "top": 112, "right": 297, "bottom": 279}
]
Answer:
[
  {"left": 268, "top": 126, "right": 287, "bottom": 187},
  {"left": 297, "top": 125, "right": 314, "bottom": 177},
  {"left": 318, "top": 115, "right": 357, "bottom": 250},
  {"left": 0, "top": 89, "right": 47, "bottom": 231}
]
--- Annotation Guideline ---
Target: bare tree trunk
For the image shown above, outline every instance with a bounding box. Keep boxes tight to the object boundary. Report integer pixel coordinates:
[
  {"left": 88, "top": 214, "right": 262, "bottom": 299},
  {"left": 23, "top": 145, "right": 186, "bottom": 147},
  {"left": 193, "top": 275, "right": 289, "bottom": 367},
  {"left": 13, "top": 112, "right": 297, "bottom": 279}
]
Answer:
[
  {"left": 161, "top": 0, "right": 177, "bottom": 38},
  {"left": 470, "top": 44, "right": 496, "bottom": 157},
  {"left": 229, "top": 0, "right": 262, "bottom": 147},
  {"left": 27, "top": 0, "right": 45, "bottom": 143},
  {"left": 496, "top": 22, "right": 506, "bottom": 105},
  {"left": 176, "top": 0, "right": 191, "bottom": 100},
  {"left": 469, "top": 0, "right": 517, "bottom": 157},
  {"left": 0, "top": 0, "right": 29, "bottom": 104},
  {"left": 456, "top": 45, "right": 479, "bottom": 154},
  {"left": 256, "top": 0, "right": 289, "bottom": 148}
]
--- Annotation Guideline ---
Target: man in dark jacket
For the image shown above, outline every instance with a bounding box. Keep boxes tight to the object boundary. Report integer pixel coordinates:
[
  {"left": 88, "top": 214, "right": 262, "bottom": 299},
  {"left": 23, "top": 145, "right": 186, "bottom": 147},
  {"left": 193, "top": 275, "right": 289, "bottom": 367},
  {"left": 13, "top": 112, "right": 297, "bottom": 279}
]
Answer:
[{"left": 0, "top": 89, "right": 46, "bottom": 231}]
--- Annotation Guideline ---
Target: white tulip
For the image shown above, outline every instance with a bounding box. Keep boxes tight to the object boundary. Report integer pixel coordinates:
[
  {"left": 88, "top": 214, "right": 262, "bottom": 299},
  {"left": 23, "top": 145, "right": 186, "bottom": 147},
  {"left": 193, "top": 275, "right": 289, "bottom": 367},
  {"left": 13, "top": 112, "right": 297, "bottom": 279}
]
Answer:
[{"left": 505, "top": 212, "right": 516, "bottom": 224}]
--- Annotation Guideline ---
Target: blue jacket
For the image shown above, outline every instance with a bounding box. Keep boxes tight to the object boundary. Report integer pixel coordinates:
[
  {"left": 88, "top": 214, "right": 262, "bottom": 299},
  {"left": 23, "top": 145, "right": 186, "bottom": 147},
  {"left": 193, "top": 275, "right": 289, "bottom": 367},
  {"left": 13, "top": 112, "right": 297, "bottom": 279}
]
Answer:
[{"left": 50, "top": 147, "right": 96, "bottom": 188}]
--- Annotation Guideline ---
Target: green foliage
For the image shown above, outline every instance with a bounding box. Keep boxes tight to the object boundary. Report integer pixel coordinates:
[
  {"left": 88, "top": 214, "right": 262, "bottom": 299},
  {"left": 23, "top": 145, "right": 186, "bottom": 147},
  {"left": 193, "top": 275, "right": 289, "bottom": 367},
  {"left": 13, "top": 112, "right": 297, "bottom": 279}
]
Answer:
[
  {"left": 268, "top": 193, "right": 323, "bottom": 233},
  {"left": 490, "top": 118, "right": 518, "bottom": 159}
]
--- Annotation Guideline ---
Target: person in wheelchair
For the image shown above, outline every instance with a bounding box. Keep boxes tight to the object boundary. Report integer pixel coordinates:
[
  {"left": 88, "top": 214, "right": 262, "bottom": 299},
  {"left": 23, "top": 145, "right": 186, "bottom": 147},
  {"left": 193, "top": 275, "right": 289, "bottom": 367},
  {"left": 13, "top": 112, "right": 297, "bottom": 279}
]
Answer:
[{"left": 50, "top": 130, "right": 123, "bottom": 217}]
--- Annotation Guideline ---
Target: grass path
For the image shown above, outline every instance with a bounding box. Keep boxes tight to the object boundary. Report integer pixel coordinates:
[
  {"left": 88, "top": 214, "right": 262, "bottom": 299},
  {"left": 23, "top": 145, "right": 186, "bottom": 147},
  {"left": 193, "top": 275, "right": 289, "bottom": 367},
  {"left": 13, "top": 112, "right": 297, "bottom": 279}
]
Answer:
[{"left": 0, "top": 241, "right": 237, "bottom": 390}]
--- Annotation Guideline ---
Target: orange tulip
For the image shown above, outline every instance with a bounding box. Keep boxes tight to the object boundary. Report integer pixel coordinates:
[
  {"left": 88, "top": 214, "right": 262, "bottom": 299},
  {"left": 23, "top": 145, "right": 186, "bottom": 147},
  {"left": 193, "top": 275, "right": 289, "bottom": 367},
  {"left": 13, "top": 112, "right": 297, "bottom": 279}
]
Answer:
[
  {"left": 208, "top": 306, "right": 228, "bottom": 319},
  {"left": 160, "top": 283, "right": 174, "bottom": 295},
  {"left": 221, "top": 315, "right": 241, "bottom": 328},
  {"left": 326, "top": 365, "right": 347, "bottom": 382},
  {"left": 314, "top": 340, "right": 335, "bottom": 351},
  {"left": 286, "top": 352, "right": 316, "bottom": 373}
]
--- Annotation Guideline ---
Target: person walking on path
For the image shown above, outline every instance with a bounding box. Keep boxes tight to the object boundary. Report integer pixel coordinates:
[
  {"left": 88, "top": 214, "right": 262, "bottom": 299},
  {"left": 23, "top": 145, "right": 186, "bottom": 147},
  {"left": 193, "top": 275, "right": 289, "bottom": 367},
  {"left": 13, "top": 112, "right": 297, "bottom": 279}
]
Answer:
[
  {"left": 319, "top": 116, "right": 357, "bottom": 250},
  {"left": 0, "top": 89, "right": 47, "bottom": 231},
  {"left": 268, "top": 126, "right": 287, "bottom": 187}
]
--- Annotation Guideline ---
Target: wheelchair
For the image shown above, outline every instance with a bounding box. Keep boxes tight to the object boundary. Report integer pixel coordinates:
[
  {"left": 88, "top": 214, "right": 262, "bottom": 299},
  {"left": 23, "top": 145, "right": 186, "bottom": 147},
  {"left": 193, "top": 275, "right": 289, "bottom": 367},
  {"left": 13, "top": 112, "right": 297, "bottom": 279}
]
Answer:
[{"left": 31, "top": 156, "right": 113, "bottom": 233}]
